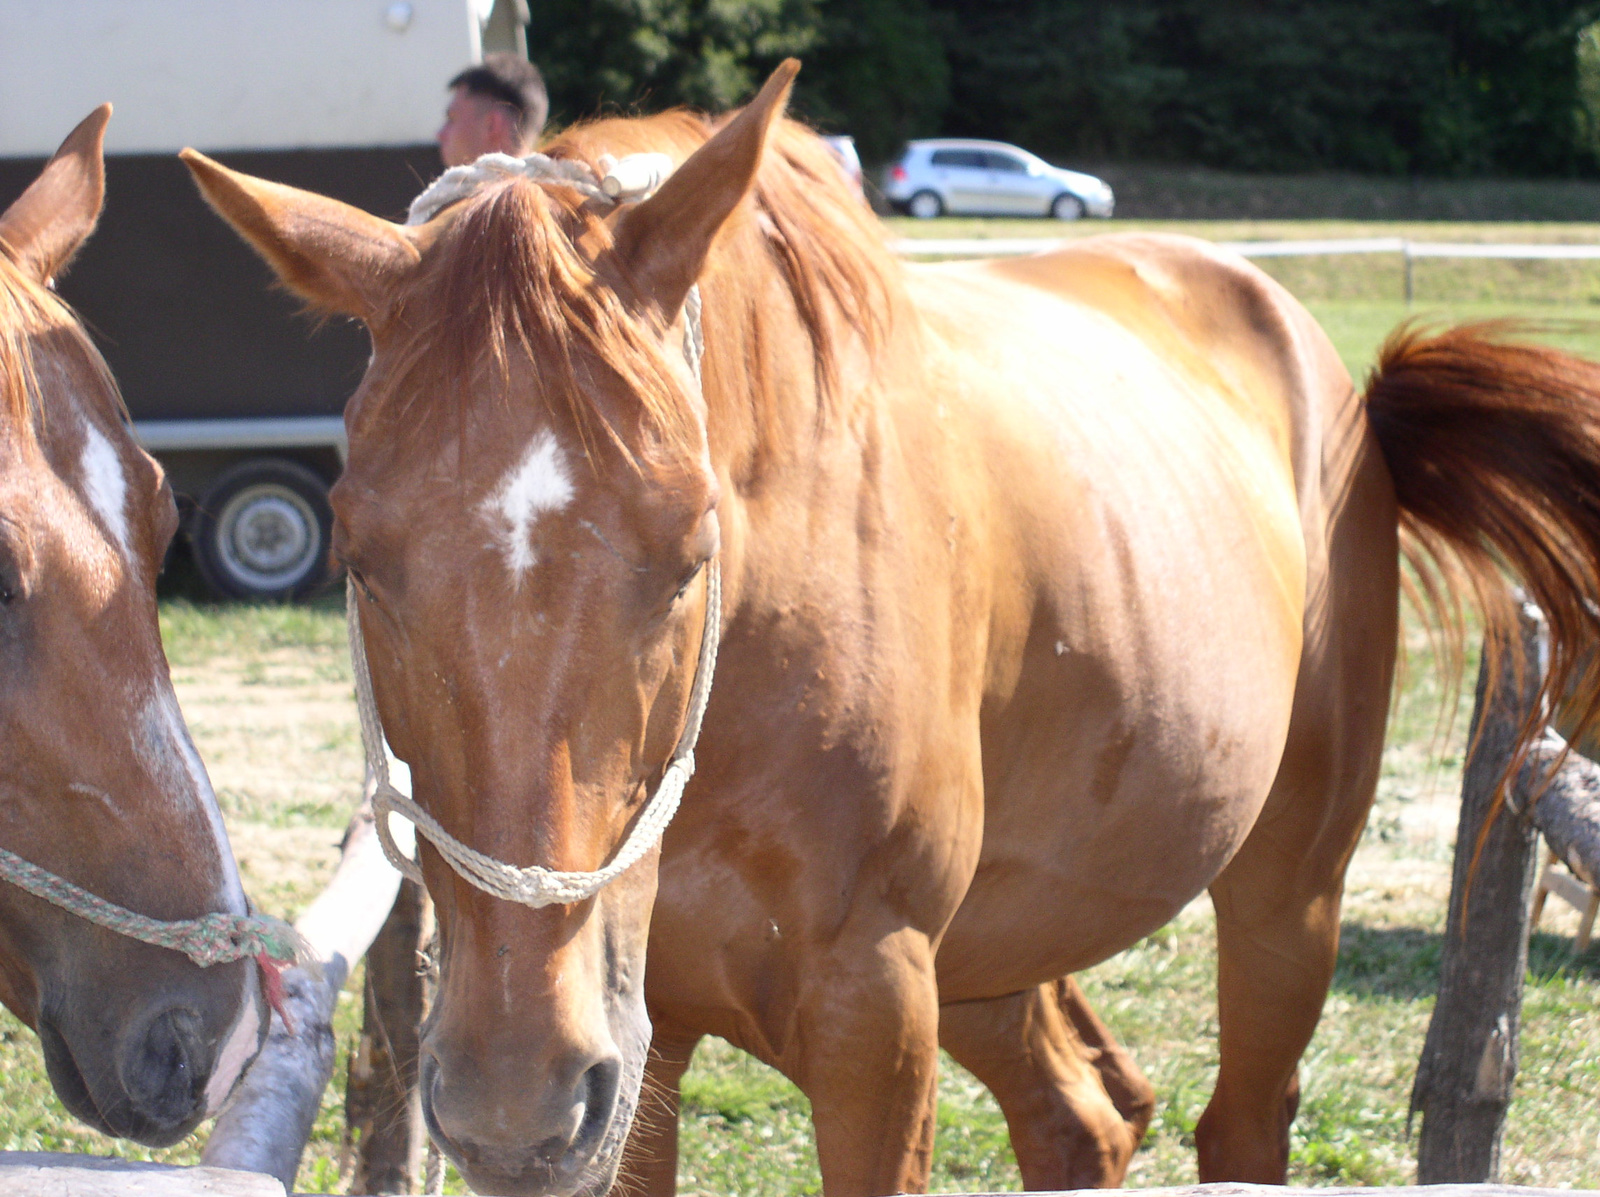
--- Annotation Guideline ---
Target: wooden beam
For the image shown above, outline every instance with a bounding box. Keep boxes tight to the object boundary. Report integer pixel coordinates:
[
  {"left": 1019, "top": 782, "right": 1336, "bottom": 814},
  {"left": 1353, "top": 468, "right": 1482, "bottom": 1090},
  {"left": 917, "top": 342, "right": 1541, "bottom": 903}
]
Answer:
[
  {"left": 0, "top": 1153, "right": 284, "bottom": 1195},
  {"left": 1517, "top": 729, "right": 1600, "bottom": 888}
]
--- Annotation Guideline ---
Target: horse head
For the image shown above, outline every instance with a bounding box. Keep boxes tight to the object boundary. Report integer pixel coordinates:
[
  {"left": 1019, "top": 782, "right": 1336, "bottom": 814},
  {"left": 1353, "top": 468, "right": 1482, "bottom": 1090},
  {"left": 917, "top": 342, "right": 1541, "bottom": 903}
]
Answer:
[
  {"left": 185, "top": 59, "right": 798, "bottom": 1197},
  {"left": 0, "top": 108, "right": 266, "bottom": 1144}
]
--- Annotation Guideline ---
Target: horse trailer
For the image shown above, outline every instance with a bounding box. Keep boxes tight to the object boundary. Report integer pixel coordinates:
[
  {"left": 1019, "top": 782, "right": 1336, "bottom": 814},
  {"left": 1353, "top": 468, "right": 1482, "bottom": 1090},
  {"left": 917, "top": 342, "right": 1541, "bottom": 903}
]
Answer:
[{"left": 0, "top": 0, "right": 527, "bottom": 598}]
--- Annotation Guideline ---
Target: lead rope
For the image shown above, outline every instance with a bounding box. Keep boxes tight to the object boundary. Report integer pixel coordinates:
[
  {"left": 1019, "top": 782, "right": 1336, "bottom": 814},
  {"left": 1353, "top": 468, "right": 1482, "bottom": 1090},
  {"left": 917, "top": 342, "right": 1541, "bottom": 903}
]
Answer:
[{"left": 355, "top": 148, "right": 717, "bottom": 911}]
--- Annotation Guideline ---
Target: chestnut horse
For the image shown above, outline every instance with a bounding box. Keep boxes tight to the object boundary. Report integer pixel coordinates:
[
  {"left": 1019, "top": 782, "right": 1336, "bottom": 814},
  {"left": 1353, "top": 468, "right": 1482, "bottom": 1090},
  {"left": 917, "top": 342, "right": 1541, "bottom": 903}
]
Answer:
[
  {"left": 0, "top": 109, "right": 268, "bottom": 1144},
  {"left": 187, "top": 62, "right": 1600, "bottom": 1197}
]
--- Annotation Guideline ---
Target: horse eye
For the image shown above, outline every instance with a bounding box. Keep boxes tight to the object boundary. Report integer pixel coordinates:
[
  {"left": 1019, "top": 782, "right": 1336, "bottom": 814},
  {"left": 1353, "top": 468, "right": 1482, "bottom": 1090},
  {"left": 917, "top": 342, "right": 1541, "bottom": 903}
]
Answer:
[
  {"left": 345, "top": 565, "right": 376, "bottom": 603},
  {"left": 0, "top": 586, "right": 14, "bottom": 606},
  {"left": 674, "top": 561, "right": 706, "bottom": 602}
]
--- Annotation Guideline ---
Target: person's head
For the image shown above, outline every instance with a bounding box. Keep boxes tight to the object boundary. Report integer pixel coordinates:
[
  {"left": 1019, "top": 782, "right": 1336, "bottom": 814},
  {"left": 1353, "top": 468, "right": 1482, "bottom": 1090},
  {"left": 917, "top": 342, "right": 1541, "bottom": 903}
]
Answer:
[{"left": 438, "top": 53, "right": 549, "bottom": 168}]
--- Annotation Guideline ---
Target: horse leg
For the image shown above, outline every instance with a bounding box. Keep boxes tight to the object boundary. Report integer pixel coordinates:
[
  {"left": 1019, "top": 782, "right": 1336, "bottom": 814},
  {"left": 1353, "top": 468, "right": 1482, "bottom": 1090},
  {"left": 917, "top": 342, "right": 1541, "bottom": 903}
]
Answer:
[
  {"left": 794, "top": 926, "right": 943, "bottom": 1196},
  {"left": 616, "top": 1027, "right": 701, "bottom": 1197},
  {"left": 1055, "top": 976, "right": 1157, "bottom": 1140},
  {"left": 941, "top": 977, "right": 1153, "bottom": 1188},
  {"left": 1194, "top": 438, "right": 1397, "bottom": 1182}
]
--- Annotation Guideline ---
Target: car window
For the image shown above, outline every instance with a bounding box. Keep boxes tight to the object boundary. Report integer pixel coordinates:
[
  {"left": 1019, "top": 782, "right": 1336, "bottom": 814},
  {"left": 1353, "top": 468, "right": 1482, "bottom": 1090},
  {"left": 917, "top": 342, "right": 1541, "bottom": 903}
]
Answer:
[
  {"left": 930, "top": 149, "right": 985, "bottom": 169},
  {"left": 985, "top": 152, "right": 1028, "bottom": 173}
]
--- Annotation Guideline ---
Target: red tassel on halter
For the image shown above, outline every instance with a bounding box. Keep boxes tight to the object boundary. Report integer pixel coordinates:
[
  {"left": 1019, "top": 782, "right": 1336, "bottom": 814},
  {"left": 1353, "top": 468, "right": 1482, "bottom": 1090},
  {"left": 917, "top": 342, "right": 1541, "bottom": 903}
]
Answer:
[{"left": 256, "top": 951, "right": 297, "bottom": 1036}]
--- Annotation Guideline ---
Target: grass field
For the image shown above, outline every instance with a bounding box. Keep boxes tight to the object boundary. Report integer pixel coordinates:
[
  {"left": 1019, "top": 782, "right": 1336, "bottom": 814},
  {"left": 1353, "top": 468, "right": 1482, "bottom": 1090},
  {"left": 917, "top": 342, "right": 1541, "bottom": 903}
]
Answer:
[{"left": 2, "top": 221, "right": 1600, "bottom": 1193}]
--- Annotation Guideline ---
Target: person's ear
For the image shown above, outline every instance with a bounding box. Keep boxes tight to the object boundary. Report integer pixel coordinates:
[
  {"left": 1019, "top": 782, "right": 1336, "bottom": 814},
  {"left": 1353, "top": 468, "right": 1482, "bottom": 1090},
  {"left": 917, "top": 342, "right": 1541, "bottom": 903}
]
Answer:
[{"left": 491, "top": 106, "right": 522, "bottom": 155}]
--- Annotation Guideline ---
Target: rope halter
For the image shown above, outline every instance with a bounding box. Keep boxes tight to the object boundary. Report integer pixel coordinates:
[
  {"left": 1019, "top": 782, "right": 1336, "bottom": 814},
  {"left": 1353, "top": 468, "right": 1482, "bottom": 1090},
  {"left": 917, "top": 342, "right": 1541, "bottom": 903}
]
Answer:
[
  {"left": 0, "top": 846, "right": 306, "bottom": 968},
  {"left": 355, "top": 148, "right": 719, "bottom": 909}
]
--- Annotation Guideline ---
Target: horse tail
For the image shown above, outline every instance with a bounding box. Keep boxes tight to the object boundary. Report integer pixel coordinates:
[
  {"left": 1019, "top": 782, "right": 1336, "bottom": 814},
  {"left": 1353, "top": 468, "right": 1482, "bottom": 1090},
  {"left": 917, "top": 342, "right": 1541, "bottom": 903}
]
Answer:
[{"left": 1363, "top": 320, "right": 1600, "bottom": 780}]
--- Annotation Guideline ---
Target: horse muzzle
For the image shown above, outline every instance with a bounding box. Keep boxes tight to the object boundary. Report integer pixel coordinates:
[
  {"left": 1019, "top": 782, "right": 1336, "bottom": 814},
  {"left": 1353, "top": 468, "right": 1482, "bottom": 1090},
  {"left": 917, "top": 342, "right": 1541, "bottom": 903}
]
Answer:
[
  {"left": 422, "top": 1040, "right": 626, "bottom": 1197},
  {"left": 36, "top": 961, "right": 265, "bottom": 1147}
]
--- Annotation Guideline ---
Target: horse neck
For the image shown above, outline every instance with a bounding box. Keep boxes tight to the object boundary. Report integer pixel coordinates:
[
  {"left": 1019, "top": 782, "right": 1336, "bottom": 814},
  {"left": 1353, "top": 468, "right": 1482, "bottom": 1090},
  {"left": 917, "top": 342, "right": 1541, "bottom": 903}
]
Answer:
[{"left": 695, "top": 216, "right": 890, "bottom": 491}]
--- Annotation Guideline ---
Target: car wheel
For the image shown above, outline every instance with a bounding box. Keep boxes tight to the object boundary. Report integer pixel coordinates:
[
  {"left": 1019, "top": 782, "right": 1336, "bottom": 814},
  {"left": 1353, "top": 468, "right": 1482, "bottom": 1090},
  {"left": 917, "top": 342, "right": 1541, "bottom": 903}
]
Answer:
[
  {"left": 1051, "top": 193, "right": 1086, "bottom": 221},
  {"left": 908, "top": 190, "right": 944, "bottom": 220},
  {"left": 191, "top": 458, "right": 333, "bottom": 601}
]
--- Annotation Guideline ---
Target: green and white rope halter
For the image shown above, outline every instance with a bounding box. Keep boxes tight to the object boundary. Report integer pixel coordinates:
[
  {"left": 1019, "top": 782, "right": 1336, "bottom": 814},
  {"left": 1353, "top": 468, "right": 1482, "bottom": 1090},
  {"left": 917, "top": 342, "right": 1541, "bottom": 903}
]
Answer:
[{"left": 0, "top": 844, "right": 305, "bottom": 969}]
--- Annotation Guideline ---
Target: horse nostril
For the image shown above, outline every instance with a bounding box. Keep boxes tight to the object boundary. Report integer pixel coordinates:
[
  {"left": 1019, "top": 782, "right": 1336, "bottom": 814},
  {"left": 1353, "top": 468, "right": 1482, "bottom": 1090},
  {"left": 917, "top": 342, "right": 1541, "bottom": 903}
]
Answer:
[
  {"left": 120, "top": 1007, "right": 206, "bottom": 1126},
  {"left": 565, "top": 1056, "right": 621, "bottom": 1166}
]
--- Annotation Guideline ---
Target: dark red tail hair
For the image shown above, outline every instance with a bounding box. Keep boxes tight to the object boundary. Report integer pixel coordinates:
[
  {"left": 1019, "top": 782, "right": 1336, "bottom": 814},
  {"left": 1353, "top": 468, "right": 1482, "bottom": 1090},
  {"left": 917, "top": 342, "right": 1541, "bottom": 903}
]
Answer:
[{"left": 1365, "top": 321, "right": 1600, "bottom": 841}]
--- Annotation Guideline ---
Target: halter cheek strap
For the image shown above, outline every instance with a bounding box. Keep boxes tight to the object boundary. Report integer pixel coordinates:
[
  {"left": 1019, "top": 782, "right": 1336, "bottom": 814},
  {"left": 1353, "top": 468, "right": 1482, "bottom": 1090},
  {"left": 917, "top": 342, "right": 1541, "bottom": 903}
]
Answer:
[{"left": 356, "top": 149, "right": 719, "bottom": 909}]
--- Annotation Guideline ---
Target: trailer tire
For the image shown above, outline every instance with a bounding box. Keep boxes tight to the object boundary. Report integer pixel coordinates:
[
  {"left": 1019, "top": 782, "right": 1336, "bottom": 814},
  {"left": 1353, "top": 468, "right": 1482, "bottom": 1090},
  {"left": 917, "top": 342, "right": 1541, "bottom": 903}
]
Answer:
[{"left": 192, "top": 458, "right": 333, "bottom": 601}]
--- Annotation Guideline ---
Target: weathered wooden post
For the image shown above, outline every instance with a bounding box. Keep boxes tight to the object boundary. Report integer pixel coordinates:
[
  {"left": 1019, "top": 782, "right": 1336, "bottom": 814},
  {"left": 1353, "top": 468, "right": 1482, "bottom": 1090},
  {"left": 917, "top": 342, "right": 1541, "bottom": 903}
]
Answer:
[{"left": 1411, "top": 606, "right": 1543, "bottom": 1181}]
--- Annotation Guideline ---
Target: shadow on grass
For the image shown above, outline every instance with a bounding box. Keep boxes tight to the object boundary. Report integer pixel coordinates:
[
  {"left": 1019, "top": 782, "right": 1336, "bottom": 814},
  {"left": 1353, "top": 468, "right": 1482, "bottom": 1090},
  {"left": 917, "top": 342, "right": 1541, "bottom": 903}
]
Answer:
[{"left": 1332, "top": 922, "right": 1600, "bottom": 1001}]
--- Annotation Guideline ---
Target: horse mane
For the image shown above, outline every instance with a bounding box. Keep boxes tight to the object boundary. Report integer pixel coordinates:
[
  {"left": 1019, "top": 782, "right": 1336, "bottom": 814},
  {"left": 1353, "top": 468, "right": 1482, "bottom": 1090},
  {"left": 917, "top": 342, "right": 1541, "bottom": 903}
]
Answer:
[
  {"left": 389, "top": 109, "right": 904, "bottom": 469},
  {"left": 0, "top": 250, "right": 122, "bottom": 442}
]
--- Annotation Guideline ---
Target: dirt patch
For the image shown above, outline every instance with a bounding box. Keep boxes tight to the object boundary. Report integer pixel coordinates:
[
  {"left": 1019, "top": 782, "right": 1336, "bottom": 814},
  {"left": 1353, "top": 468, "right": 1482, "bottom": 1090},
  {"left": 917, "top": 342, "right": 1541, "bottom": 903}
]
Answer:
[{"left": 170, "top": 647, "right": 363, "bottom": 921}]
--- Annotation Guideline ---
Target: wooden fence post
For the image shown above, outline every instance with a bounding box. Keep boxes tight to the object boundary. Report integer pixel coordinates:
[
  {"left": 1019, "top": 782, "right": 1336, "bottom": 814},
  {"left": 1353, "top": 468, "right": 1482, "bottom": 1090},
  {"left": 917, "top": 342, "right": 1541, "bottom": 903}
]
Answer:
[
  {"left": 344, "top": 879, "right": 428, "bottom": 1195},
  {"left": 1411, "top": 606, "right": 1543, "bottom": 1181}
]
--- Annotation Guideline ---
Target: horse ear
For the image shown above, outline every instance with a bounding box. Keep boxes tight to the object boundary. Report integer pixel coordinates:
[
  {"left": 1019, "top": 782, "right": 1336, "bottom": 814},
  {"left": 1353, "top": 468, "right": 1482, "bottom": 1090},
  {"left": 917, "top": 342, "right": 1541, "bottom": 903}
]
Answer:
[
  {"left": 613, "top": 59, "right": 799, "bottom": 322},
  {"left": 0, "top": 104, "right": 111, "bottom": 286},
  {"left": 180, "top": 149, "right": 420, "bottom": 324}
]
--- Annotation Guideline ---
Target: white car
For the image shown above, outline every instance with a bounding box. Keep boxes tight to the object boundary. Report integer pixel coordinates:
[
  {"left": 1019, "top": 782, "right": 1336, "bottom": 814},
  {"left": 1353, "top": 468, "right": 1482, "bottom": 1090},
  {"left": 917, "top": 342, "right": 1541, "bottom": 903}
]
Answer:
[{"left": 885, "top": 138, "right": 1114, "bottom": 220}]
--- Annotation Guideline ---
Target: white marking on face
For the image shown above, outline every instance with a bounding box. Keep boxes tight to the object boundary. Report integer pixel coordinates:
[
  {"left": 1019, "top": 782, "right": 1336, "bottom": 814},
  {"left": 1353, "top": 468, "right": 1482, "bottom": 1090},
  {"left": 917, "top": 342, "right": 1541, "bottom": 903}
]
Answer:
[
  {"left": 135, "top": 688, "right": 248, "bottom": 915},
  {"left": 78, "top": 421, "right": 130, "bottom": 555},
  {"left": 204, "top": 976, "right": 263, "bottom": 1114},
  {"left": 479, "top": 430, "right": 575, "bottom": 579}
]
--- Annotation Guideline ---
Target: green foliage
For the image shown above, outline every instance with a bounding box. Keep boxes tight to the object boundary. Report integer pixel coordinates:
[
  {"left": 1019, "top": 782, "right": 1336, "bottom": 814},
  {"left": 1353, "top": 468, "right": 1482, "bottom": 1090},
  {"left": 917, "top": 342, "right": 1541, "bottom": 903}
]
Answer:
[
  {"left": 529, "top": 0, "right": 821, "bottom": 121},
  {"left": 529, "top": 0, "right": 945, "bottom": 162},
  {"left": 528, "top": 0, "right": 1600, "bottom": 176},
  {"left": 930, "top": 0, "right": 1600, "bottom": 176}
]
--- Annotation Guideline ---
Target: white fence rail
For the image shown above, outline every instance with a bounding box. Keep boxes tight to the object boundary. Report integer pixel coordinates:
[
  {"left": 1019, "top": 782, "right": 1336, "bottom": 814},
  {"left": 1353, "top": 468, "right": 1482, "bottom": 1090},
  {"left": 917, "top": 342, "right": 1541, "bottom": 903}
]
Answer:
[{"left": 892, "top": 237, "right": 1600, "bottom": 302}]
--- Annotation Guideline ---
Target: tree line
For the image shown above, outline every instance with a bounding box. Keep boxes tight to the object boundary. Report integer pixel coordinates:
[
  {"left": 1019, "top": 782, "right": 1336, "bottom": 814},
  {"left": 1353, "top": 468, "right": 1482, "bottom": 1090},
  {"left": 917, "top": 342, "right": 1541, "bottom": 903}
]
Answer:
[{"left": 528, "top": 0, "right": 1600, "bottom": 175}]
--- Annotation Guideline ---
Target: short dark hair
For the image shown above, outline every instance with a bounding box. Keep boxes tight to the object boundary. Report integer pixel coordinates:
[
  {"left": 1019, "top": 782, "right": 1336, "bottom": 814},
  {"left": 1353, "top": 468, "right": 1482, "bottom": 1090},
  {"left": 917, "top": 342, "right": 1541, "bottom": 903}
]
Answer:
[{"left": 449, "top": 52, "right": 548, "bottom": 141}]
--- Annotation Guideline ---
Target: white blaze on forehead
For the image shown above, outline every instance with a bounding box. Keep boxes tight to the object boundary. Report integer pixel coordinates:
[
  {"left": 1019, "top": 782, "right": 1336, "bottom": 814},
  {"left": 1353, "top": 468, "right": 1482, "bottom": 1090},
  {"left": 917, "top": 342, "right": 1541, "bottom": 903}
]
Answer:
[
  {"left": 78, "top": 420, "right": 130, "bottom": 555},
  {"left": 479, "top": 430, "right": 576, "bottom": 577},
  {"left": 134, "top": 687, "right": 248, "bottom": 915}
]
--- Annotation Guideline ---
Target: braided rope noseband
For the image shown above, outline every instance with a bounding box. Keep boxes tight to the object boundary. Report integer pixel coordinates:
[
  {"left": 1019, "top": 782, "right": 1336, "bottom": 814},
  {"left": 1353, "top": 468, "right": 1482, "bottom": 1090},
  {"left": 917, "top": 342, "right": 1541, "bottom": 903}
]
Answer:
[
  {"left": 353, "top": 149, "right": 719, "bottom": 908},
  {"left": 0, "top": 845, "right": 305, "bottom": 967}
]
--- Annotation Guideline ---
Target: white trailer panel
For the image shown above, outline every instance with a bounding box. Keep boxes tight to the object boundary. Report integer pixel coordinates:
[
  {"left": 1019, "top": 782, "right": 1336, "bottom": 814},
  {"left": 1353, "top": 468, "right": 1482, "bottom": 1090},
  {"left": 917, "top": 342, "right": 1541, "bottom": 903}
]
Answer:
[{"left": 0, "top": 0, "right": 484, "bottom": 156}]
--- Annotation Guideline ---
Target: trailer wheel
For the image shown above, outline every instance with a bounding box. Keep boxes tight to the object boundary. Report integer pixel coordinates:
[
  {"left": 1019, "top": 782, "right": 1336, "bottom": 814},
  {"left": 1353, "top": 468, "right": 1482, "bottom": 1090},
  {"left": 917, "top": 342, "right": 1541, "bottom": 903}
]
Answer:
[{"left": 192, "top": 459, "right": 333, "bottom": 601}]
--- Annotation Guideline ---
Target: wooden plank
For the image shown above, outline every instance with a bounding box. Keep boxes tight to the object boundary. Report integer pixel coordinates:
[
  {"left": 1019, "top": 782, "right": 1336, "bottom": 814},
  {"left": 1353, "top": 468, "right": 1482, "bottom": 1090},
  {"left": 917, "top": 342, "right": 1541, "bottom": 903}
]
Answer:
[
  {"left": 1411, "top": 609, "right": 1544, "bottom": 1182},
  {"left": 1539, "top": 862, "right": 1593, "bottom": 911},
  {"left": 1518, "top": 731, "right": 1600, "bottom": 887},
  {"left": 0, "top": 1152, "right": 284, "bottom": 1196}
]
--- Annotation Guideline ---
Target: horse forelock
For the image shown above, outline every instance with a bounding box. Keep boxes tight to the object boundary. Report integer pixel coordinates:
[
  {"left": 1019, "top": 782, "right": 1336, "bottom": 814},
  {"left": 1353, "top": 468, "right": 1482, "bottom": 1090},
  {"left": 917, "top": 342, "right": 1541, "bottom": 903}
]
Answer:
[
  {"left": 0, "top": 251, "right": 125, "bottom": 450},
  {"left": 373, "top": 108, "right": 904, "bottom": 473},
  {"left": 380, "top": 170, "right": 697, "bottom": 469}
]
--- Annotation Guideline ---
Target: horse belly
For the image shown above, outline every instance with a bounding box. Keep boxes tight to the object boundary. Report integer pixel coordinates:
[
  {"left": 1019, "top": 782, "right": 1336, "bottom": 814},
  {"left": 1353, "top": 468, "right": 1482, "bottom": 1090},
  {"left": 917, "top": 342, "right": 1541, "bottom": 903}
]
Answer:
[{"left": 928, "top": 277, "right": 1308, "bottom": 1000}]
